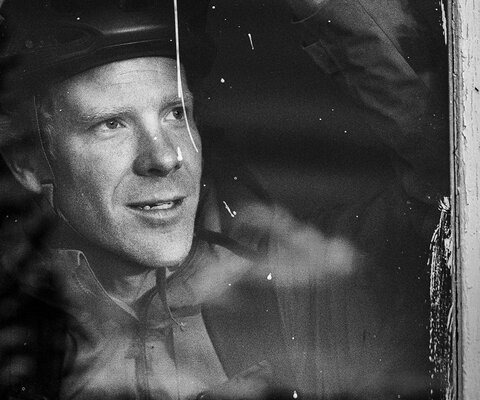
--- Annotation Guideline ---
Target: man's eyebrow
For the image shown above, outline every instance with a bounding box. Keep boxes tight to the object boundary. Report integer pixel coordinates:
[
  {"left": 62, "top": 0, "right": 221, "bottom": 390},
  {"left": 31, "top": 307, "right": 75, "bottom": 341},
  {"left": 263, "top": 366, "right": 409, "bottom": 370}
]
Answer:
[
  {"left": 72, "top": 93, "right": 194, "bottom": 124},
  {"left": 165, "top": 92, "right": 194, "bottom": 105},
  {"left": 72, "top": 107, "right": 133, "bottom": 124}
]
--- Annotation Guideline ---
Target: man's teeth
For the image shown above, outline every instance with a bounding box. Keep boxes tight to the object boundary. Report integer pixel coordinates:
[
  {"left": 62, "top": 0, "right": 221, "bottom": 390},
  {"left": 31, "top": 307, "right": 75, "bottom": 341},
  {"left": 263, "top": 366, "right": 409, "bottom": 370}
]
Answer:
[{"left": 138, "top": 201, "right": 175, "bottom": 211}]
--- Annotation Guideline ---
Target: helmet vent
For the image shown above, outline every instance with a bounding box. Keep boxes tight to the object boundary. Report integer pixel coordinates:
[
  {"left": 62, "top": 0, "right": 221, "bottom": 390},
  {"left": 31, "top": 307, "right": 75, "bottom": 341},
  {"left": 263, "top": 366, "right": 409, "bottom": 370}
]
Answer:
[
  {"left": 19, "top": 27, "right": 92, "bottom": 54},
  {"left": 54, "top": 28, "right": 89, "bottom": 46}
]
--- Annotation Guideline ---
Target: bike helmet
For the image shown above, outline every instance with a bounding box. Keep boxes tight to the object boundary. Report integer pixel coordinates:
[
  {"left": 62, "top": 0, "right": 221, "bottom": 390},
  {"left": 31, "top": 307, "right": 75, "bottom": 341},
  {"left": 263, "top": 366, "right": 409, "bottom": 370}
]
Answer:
[{"left": 0, "top": 0, "right": 215, "bottom": 108}]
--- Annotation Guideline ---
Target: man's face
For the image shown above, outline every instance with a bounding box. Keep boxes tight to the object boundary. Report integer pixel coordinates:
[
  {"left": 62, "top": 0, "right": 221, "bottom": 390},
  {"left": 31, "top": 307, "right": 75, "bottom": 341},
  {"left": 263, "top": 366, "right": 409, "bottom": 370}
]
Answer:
[{"left": 43, "top": 57, "right": 202, "bottom": 269}]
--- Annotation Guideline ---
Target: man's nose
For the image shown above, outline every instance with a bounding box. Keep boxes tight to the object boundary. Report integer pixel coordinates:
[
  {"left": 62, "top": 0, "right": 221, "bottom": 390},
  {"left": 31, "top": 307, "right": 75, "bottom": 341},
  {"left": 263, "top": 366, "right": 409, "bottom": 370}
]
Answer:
[{"left": 133, "top": 127, "right": 182, "bottom": 177}]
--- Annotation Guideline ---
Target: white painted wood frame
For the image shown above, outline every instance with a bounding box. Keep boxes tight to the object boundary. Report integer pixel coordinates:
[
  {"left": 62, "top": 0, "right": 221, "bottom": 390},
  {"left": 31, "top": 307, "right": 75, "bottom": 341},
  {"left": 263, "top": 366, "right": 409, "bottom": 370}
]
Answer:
[{"left": 451, "top": 0, "right": 480, "bottom": 398}]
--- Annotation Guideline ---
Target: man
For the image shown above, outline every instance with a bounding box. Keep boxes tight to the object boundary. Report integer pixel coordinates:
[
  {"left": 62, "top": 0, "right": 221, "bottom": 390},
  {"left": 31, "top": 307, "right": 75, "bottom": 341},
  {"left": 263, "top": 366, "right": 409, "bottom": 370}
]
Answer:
[{"left": 0, "top": 1, "right": 292, "bottom": 399}]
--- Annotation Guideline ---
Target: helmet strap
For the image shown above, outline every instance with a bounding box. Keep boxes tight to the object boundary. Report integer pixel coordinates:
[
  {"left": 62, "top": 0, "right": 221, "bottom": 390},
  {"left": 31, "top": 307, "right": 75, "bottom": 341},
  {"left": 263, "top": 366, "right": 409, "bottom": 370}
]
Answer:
[
  {"left": 33, "top": 95, "right": 57, "bottom": 188},
  {"left": 174, "top": 0, "right": 199, "bottom": 153},
  {"left": 32, "top": 95, "right": 78, "bottom": 231}
]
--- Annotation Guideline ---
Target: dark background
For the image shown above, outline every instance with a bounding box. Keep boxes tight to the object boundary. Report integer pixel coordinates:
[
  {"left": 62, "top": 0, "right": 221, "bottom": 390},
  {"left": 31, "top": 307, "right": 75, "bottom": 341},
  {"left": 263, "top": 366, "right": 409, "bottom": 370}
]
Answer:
[{"left": 198, "top": 0, "right": 446, "bottom": 220}]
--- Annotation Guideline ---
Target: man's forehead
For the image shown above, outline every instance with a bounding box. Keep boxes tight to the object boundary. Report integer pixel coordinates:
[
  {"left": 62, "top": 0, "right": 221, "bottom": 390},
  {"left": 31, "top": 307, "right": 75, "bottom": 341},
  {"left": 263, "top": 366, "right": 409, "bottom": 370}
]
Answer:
[
  {"left": 95, "top": 58, "right": 178, "bottom": 82},
  {"left": 54, "top": 57, "right": 180, "bottom": 95},
  {"left": 49, "top": 57, "right": 190, "bottom": 111}
]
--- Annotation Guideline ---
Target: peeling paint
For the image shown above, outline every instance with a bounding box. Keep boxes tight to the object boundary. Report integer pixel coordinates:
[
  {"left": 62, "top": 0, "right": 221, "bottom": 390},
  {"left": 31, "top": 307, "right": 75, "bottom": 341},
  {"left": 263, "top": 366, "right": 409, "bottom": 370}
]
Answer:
[
  {"left": 429, "top": 197, "right": 453, "bottom": 399},
  {"left": 452, "top": 0, "right": 480, "bottom": 397},
  {"left": 440, "top": 0, "right": 448, "bottom": 45}
]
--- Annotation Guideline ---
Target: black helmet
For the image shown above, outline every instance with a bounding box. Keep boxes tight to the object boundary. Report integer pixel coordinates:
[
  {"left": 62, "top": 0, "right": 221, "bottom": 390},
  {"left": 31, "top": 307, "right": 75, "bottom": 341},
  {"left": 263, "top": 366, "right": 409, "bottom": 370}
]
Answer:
[{"left": 0, "top": 0, "right": 215, "bottom": 107}]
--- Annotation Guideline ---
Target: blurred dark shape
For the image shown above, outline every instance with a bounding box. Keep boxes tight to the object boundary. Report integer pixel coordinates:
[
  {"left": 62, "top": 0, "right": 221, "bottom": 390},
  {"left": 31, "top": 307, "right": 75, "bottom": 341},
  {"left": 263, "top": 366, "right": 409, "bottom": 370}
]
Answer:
[
  {"left": 0, "top": 163, "right": 68, "bottom": 400},
  {"left": 206, "top": 0, "right": 449, "bottom": 398}
]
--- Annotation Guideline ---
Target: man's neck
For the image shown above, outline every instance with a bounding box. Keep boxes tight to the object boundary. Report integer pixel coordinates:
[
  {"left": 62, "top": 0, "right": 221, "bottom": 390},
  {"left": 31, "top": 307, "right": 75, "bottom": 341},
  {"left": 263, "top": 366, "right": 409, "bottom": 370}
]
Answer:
[{"left": 84, "top": 247, "right": 158, "bottom": 306}]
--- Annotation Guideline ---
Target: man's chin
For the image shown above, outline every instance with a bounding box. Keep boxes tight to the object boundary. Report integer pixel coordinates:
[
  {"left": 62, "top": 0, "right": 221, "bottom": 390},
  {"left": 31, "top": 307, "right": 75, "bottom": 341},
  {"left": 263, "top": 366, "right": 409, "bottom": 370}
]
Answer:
[{"left": 133, "top": 244, "right": 194, "bottom": 270}]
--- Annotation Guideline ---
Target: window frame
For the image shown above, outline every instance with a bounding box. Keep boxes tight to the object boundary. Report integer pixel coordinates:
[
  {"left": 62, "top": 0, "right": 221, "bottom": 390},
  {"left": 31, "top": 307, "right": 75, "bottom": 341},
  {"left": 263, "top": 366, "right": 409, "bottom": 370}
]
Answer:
[{"left": 451, "top": 0, "right": 480, "bottom": 398}]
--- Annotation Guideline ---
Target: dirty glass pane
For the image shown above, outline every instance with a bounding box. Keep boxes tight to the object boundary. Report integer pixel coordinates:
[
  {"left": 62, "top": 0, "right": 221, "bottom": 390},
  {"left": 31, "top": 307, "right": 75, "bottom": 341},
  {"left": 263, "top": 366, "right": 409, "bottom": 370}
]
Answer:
[{"left": 0, "top": 1, "right": 451, "bottom": 399}]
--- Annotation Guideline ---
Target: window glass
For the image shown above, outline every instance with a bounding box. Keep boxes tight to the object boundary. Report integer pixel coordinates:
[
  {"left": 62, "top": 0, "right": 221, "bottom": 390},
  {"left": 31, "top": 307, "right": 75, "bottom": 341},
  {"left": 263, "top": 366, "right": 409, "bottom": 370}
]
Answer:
[{"left": 0, "top": 1, "right": 451, "bottom": 399}]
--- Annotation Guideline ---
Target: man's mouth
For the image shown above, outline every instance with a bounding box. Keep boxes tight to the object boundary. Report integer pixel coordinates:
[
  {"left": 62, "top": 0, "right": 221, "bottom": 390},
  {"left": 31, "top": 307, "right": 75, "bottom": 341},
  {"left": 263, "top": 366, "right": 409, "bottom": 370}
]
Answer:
[{"left": 128, "top": 198, "right": 184, "bottom": 211}]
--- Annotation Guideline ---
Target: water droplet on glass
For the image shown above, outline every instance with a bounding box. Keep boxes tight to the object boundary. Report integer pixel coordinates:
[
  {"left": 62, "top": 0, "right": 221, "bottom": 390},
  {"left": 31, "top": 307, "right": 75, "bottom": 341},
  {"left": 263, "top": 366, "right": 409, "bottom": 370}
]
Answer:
[
  {"left": 248, "top": 33, "right": 254, "bottom": 50},
  {"left": 222, "top": 201, "right": 236, "bottom": 218}
]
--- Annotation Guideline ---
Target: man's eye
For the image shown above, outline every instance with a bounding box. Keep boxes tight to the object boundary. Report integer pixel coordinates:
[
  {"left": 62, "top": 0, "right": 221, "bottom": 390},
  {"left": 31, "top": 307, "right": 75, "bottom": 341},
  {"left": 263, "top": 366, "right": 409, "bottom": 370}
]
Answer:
[
  {"left": 103, "top": 119, "right": 122, "bottom": 130},
  {"left": 165, "top": 107, "right": 185, "bottom": 121}
]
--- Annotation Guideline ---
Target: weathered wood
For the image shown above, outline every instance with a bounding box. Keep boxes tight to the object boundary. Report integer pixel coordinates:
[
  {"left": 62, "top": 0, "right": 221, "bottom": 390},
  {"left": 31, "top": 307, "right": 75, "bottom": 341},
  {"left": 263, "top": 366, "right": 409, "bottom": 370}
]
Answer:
[{"left": 452, "top": 0, "right": 480, "bottom": 398}]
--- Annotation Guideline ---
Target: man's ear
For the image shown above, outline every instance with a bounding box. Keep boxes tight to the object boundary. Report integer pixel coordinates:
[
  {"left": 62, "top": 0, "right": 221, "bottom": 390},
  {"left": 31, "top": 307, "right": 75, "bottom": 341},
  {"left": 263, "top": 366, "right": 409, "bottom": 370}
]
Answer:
[{"left": 1, "top": 142, "right": 52, "bottom": 194}]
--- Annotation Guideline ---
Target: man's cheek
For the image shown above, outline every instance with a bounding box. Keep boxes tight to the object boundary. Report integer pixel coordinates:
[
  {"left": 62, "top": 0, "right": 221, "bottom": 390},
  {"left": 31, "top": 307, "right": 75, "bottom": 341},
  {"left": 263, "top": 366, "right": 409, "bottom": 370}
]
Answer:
[{"left": 53, "top": 163, "right": 109, "bottom": 217}]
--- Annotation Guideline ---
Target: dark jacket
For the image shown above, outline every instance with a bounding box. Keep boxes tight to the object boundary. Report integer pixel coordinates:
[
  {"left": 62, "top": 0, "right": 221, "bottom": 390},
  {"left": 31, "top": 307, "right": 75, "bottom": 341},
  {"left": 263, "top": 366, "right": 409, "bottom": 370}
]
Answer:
[
  {"left": 0, "top": 155, "right": 294, "bottom": 400},
  {"left": 271, "top": 1, "right": 449, "bottom": 399}
]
